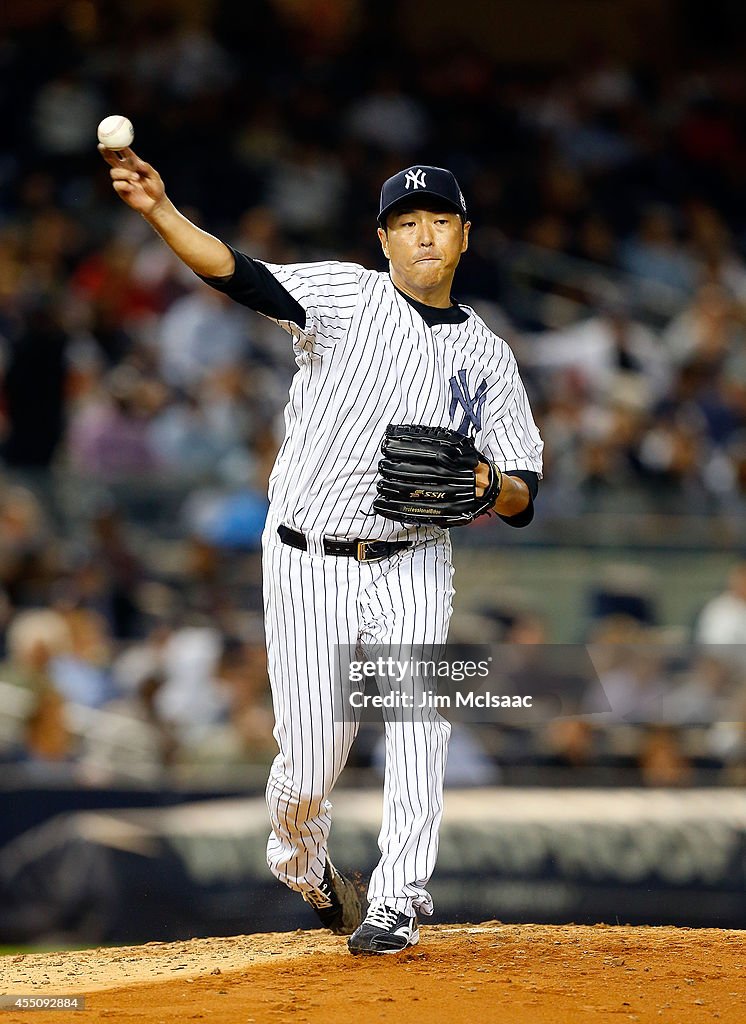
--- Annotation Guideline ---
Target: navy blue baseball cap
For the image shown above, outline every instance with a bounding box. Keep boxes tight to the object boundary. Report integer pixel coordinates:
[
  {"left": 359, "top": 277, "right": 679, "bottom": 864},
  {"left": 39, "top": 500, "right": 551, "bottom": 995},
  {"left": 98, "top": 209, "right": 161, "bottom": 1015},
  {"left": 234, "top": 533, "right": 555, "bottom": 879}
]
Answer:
[{"left": 378, "top": 165, "right": 467, "bottom": 226}]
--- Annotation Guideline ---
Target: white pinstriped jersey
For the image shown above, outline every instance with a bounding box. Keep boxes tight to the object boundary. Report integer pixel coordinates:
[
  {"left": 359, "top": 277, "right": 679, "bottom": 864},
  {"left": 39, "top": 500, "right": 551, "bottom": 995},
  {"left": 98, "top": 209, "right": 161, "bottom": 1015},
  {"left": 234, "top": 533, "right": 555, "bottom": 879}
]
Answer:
[{"left": 257, "top": 259, "right": 543, "bottom": 541}]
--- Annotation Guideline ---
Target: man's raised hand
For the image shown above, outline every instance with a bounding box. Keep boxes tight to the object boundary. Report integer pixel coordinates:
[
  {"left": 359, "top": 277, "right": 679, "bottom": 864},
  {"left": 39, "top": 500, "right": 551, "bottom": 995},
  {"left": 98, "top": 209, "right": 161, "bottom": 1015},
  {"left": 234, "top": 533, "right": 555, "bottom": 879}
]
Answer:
[{"left": 98, "top": 145, "right": 166, "bottom": 218}]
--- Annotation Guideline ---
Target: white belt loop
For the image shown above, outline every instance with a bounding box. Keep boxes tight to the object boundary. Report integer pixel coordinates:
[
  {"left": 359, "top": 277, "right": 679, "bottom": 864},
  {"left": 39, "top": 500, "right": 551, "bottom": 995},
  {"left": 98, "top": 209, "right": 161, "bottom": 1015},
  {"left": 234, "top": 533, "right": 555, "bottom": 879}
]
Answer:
[{"left": 304, "top": 530, "right": 325, "bottom": 558}]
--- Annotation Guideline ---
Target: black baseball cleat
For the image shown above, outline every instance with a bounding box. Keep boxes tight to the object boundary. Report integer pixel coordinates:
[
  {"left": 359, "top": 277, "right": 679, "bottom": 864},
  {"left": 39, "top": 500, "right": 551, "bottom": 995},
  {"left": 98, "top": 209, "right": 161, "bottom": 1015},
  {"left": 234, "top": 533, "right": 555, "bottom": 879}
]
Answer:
[
  {"left": 301, "top": 859, "right": 362, "bottom": 935},
  {"left": 347, "top": 902, "right": 419, "bottom": 955}
]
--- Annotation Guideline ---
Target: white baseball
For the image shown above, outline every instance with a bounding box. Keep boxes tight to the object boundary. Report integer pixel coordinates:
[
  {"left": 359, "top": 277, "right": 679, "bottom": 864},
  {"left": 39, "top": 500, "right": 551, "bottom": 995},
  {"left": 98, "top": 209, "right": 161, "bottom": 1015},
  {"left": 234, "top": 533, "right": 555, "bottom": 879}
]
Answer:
[{"left": 97, "top": 115, "right": 134, "bottom": 150}]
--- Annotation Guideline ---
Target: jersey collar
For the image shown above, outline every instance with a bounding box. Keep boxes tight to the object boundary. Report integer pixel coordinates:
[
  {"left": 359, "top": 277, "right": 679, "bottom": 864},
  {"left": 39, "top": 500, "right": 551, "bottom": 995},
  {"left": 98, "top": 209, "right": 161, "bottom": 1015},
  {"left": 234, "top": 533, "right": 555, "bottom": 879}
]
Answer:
[{"left": 392, "top": 282, "right": 470, "bottom": 326}]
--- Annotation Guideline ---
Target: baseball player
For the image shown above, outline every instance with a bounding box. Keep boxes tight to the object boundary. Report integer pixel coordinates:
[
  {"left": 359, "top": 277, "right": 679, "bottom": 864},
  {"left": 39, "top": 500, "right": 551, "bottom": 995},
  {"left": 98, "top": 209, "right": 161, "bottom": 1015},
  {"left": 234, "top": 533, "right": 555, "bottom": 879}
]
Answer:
[{"left": 101, "top": 145, "right": 543, "bottom": 955}]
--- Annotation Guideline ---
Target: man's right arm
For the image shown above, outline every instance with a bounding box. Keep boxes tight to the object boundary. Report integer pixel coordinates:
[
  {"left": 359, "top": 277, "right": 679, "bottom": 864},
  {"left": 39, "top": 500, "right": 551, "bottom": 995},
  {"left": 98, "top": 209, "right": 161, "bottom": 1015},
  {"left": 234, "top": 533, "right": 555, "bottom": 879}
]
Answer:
[
  {"left": 99, "top": 145, "right": 234, "bottom": 278},
  {"left": 100, "top": 145, "right": 361, "bottom": 343}
]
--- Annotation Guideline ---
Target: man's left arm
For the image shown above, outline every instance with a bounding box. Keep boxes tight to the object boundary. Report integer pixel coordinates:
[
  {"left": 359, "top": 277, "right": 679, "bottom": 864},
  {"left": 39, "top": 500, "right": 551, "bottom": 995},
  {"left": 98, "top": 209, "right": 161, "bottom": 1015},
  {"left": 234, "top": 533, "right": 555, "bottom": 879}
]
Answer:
[{"left": 476, "top": 347, "right": 543, "bottom": 528}]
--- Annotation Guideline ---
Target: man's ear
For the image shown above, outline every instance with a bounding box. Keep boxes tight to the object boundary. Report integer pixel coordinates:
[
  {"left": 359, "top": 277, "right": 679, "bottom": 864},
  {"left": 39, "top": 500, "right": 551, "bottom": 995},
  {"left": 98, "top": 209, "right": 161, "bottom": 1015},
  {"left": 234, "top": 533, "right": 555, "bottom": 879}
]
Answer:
[
  {"left": 461, "top": 220, "right": 471, "bottom": 254},
  {"left": 377, "top": 226, "right": 390, "bottom": 260}
]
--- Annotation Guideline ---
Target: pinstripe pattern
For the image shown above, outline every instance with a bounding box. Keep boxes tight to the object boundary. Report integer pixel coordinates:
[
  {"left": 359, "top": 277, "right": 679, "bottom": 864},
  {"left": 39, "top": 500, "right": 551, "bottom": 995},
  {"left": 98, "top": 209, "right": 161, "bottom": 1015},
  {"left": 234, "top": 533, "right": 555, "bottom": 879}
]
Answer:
[
  {"left": 259, "top": 262, "right": 543, "bottom": 541},
  {"left": 358, "top": 533, "right": 454, "bottom": 916},
  {"left": 263, "top": 509, "right": 454, "bottom": 917},
  {"left": 253, "top": 258, "right": 542, "bottom": 919}
]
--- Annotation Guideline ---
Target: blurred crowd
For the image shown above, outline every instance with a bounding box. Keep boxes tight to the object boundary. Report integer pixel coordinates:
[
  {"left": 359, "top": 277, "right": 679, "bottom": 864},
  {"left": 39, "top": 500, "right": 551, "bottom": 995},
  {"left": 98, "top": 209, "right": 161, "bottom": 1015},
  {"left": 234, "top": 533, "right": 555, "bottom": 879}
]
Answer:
[
  {"left": 2, "top": 2, "right": 746, "bottom": 781},
  {"left": 1, "top": 474, "right": 745, "bottom": 784},
  {"left": 2, "top": 4, "right": 746, "bottom": 509}
]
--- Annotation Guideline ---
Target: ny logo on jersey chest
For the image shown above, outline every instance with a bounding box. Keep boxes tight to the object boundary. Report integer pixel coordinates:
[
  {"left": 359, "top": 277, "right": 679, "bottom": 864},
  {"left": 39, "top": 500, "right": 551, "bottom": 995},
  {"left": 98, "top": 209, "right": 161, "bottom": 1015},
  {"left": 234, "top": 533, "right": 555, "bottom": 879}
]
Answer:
[
  {"left": 449, "top": 370, "right": 488, "bottom": 434},
  {"left": 405, "top": 168, "right": 427, "bottom": 190}
]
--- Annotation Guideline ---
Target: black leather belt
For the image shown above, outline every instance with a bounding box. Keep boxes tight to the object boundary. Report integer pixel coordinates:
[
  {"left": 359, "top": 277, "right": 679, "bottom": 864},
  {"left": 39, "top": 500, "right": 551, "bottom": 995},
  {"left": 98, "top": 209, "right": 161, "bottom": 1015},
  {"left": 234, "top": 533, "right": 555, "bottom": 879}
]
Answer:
[{"left": 278, "top": 525, "right": 412, "bottom": 563}]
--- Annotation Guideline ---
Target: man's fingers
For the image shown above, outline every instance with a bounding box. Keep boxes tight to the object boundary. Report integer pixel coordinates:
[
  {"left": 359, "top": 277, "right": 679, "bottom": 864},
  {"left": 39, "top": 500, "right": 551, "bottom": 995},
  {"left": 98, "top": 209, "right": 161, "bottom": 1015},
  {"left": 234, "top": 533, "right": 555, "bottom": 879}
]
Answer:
[
  {"left": 99, "top": 144, "right": 162, "bottom": 211},
  {"left": 117, "top": 147, "right": 145, "bottom": 168},
  {"left": 98, "top": 144, "right": 118, "bottom": 167},
  {"left": 97, "top": 143, "right": 144, "bottom": 171},
  {"left": 115, "top": 147, "right": 152, "bottom": 175},
  {"left": 110, "top": 166, "right": 140, "bottom": 181},
  {"left": 97, "top": 143, "right": 130, "bottom": 167}
]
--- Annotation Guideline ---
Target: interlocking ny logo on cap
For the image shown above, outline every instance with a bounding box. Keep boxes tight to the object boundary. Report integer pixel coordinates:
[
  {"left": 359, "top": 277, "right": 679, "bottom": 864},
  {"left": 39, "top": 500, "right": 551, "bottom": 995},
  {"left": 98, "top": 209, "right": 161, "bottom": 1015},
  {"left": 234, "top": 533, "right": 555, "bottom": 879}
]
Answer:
[{"left": 405, "top": 168, "right": 427, "bottom": 190}]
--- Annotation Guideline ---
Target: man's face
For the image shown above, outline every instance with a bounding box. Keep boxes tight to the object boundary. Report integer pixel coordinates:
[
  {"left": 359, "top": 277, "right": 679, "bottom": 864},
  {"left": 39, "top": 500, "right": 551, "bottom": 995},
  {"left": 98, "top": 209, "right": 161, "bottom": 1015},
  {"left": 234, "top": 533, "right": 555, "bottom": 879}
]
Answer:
[{"left": 377, "top": 204, "right": 470, "bottom": 294}]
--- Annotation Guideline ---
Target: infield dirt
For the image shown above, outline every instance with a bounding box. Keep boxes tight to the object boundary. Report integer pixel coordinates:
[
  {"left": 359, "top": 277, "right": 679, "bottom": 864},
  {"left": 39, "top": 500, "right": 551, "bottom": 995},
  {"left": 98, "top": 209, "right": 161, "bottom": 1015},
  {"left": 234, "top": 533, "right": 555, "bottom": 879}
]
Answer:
[{"left": 2, "top": 923, "right": 745, "bottom": 1023}]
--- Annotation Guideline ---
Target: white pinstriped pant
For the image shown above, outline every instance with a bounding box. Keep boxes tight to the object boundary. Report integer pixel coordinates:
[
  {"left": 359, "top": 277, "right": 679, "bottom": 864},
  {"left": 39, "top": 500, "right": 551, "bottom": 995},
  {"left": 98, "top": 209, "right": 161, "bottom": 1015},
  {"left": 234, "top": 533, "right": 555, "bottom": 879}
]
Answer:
[{"left": 262, "top": 515, "right": 454, "bottom": 918}]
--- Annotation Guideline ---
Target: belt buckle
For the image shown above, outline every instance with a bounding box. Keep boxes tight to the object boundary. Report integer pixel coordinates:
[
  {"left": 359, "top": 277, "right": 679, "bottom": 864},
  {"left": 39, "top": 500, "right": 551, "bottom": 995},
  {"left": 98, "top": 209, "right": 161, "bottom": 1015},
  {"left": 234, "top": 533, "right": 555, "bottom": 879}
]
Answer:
[{"left": 357, "top": 540, "right": 385, "bottom": 563}]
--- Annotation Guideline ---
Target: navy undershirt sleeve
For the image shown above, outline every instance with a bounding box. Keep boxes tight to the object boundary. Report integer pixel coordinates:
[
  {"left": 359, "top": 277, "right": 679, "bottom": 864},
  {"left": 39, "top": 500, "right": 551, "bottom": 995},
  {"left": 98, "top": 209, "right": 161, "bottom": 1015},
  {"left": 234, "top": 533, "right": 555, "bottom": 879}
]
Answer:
[
  {"left": 198, "top": 247, "right": 307, "bottom": 329},
  {"left": 498, "top": 469, "right": 538, "bottom": 528}
]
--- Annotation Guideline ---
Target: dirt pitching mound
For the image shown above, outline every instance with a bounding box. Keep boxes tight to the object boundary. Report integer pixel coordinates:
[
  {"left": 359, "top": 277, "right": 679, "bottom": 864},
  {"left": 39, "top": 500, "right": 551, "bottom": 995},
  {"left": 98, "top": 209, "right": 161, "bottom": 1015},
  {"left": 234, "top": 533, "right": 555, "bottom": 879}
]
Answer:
[{"left": 2, "top": 923, "right": 745, "bottom": 1023}]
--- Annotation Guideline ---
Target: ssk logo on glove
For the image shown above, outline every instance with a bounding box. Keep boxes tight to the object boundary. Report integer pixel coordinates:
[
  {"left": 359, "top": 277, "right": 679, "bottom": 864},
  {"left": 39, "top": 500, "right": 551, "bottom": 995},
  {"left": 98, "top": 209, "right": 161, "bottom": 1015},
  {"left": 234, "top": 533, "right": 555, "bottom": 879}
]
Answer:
[{"left": 411, "top": 490, "right": 447, "bottom": 499}]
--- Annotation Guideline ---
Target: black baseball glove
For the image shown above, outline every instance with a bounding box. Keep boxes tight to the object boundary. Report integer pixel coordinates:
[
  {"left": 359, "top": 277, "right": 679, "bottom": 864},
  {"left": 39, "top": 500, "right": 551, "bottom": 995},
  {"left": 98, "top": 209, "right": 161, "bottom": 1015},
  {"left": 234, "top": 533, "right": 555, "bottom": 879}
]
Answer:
[{"left": 372, "top": 424, "right": 502, "bottom": 528}]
